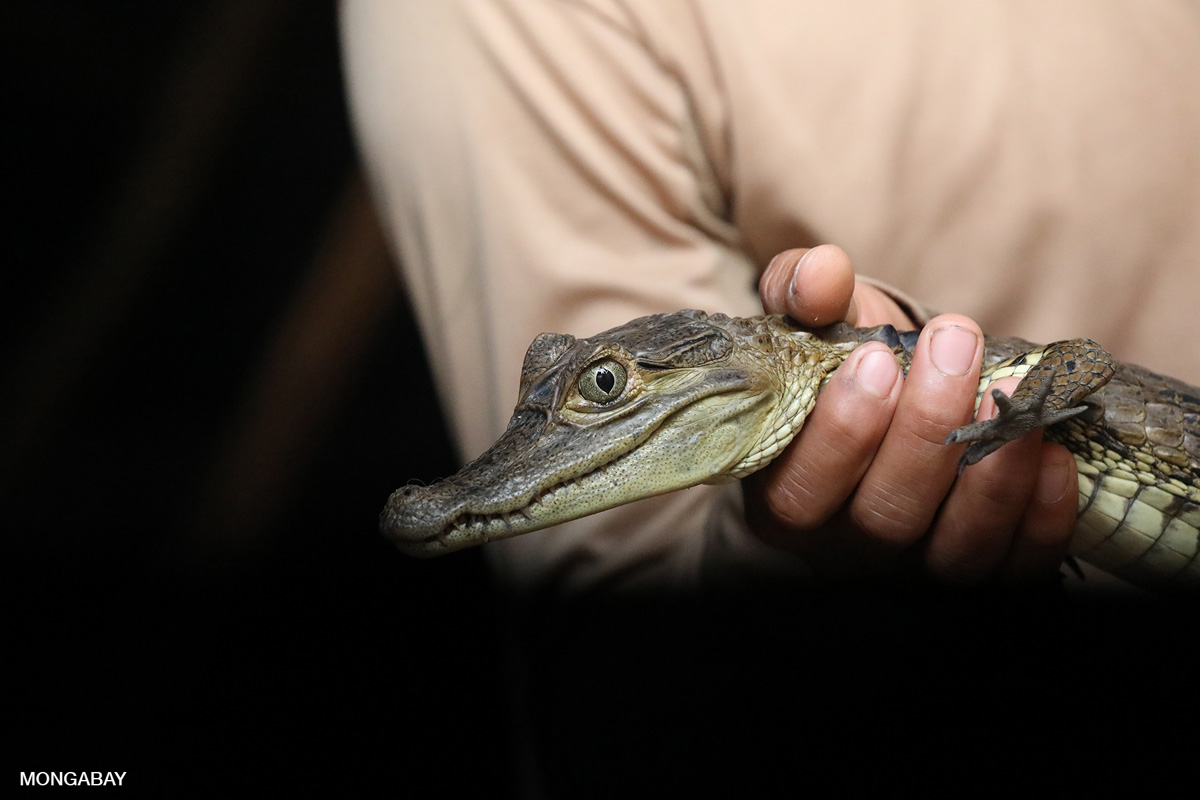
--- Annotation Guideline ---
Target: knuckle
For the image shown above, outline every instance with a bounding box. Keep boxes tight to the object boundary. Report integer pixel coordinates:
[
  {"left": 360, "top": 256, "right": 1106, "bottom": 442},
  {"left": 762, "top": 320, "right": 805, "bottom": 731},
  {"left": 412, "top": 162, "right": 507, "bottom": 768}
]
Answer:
[
  {"left": 848, "top": 486, "right": 932, "bottom": 548},
  {"left": 905, "top": 401, "right": 973, "bottom": 443},
  {"left": 926, "top": 514, "right": 1016, "bottom": 584},
  {"left": 762, "top": 472, "right": 826, "bottom": 532},
  {"left": 968, "top": 465, "right": 1035, "bottom": 510}
]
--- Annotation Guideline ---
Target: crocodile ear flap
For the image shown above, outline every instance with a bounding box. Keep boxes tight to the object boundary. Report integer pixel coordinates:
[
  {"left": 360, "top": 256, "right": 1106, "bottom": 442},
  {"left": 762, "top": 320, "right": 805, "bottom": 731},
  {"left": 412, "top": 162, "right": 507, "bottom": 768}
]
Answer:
[{"left": 519, "top": 332, "right": 576, "bottom": 400}]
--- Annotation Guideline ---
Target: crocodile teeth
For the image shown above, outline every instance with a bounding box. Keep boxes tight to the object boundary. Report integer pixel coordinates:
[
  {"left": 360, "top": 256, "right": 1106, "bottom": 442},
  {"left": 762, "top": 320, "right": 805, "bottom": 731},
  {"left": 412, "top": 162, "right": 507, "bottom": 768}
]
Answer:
[{"left": 439, "top": 460, "right": 616, "bottom": 539}]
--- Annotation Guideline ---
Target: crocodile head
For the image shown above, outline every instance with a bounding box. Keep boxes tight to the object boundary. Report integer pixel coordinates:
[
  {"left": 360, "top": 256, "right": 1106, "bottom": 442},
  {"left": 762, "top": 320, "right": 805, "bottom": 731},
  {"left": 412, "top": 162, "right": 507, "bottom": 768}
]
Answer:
[{"left": 381, "top": 310, "right": 834, "bottom": 556}]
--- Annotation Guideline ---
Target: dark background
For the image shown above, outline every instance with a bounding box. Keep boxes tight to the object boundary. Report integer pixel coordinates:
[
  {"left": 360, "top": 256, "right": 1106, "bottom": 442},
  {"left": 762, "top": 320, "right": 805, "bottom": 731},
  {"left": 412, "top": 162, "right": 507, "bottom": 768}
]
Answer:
[
  {"left": 6, "top": 4, "right": 1198, "bottom": 796},
  {"left": 5, "top": 3, "right": 511, "bottom": 793}
]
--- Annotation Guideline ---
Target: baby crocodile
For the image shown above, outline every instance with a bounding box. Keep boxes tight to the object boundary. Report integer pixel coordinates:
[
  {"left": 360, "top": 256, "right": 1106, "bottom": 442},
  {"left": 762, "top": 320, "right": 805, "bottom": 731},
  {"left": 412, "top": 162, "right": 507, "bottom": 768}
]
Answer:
[{"left": 382, "top": 311, "right": 1199, "bottom": 589}]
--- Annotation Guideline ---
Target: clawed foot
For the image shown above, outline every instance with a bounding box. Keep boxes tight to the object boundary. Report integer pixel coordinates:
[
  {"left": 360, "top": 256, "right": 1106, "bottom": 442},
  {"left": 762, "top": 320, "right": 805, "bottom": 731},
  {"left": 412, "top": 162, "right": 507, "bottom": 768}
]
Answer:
[
  {"left": 946, "top": 379, "right": 1088, "bottom": 472},
  {"left": 946, "top": 338, "right": 1114, "bottom": 472}
]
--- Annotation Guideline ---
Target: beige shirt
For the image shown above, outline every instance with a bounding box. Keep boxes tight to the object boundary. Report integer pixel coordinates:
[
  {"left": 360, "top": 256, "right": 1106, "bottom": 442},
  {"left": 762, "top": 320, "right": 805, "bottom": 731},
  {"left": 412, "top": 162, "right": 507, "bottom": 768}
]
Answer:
[{"left": 342, "top": 0, "right": 1200, "bottom": 592}]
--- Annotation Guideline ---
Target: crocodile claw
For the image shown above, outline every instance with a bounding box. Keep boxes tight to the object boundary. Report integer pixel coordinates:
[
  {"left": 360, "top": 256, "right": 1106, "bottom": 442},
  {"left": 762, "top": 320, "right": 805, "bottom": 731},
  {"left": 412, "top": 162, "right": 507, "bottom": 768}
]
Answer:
[{"left": 946, "top": 384, "right": 1088, "bottom": 472}]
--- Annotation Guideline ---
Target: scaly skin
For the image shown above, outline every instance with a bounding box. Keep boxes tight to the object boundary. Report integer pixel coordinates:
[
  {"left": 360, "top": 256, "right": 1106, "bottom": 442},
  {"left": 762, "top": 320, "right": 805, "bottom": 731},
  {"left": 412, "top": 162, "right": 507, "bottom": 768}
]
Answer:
[{"left": 381, "top": 310, "right": 1200, "bottom": 589}]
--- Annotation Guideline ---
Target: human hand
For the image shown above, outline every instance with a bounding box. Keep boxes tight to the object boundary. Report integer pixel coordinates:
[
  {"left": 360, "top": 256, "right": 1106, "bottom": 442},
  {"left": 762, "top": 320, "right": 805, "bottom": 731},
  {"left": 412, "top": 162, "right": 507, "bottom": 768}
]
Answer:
[{"left": 744, "top": 245, "right": 1079, "bottom": 584}]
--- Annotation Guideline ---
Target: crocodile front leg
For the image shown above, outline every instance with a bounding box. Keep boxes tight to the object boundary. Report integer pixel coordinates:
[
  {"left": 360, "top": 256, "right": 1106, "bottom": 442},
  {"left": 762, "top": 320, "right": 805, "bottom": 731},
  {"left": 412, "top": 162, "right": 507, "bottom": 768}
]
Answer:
[{"left": 947, "top": 339, "right": 1117, "bottom": 468}]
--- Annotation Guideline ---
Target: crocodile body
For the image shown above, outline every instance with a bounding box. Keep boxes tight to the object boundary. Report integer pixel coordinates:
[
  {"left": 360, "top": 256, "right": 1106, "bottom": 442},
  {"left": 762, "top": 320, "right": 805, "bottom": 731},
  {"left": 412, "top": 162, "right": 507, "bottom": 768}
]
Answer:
[{"left": 382, "top": 310, "right": 1200, "bottom": 590}]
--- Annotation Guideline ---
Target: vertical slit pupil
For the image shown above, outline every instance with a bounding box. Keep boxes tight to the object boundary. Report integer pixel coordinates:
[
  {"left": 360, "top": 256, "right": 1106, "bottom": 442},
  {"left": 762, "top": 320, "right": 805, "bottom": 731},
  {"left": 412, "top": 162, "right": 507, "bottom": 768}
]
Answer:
[{"left": 596, "top": 368, "right": 615, "bottom": 393}]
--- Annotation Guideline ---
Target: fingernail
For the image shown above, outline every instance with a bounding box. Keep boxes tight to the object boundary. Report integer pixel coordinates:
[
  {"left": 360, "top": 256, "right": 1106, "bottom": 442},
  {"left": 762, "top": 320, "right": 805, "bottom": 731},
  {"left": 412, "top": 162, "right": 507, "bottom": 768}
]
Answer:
[
  {"left": 854, "top": 347, "right": 900, "bottom": 398},
  {"left": 786, "top": 250, "right": 811, "bottom": 302},
  {"left": 1036, "top": 451, "right": 1073, "bottom": 504},
  {"left": 930, "top": 326, "right": 978, "bottom": 376}
]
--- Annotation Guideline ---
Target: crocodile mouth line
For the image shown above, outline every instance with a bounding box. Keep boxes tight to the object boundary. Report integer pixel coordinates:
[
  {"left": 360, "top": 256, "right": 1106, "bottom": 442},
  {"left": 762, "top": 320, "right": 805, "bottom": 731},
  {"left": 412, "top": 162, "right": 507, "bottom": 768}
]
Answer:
[
  {"left": 436, "top": 477, "right": 582, "bottom": 541},
  {"left": 420, "top": 448, "right": 633, "bottom": 548}
]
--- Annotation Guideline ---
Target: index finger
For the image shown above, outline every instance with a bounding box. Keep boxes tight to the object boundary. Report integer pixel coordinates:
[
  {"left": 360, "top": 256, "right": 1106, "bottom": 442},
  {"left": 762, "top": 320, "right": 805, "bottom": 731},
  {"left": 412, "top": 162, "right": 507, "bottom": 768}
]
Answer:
[{"left": 847, "top": 315, "right": 984, "bottom": 551}]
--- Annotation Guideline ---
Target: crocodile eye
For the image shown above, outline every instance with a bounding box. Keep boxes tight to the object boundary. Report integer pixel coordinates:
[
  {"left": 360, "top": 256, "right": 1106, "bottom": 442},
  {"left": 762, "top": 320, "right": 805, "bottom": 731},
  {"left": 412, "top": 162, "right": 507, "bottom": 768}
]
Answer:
[{"left": 577, "top": 358, "right": 627, "bottom": 404}]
